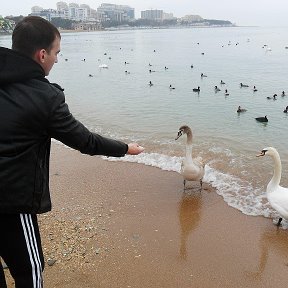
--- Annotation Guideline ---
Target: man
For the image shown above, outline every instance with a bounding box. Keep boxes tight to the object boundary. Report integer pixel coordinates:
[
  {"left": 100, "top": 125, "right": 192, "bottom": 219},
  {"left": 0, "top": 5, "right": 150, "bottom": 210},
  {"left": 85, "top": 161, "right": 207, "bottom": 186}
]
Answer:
[{"left": 0, "top": 16, "right": 144, "bottom": 287}]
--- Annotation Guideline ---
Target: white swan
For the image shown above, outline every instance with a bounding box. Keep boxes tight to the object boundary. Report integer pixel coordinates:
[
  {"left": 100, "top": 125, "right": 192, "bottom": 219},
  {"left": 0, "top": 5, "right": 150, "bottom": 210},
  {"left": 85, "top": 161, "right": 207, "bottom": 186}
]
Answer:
[
  {"left": 175, "top": 125, "right": 205, "bottom": 190},
  {"left": 257, "top": 147, "right": 288, "bottom": 226},
  {"left": 99, "top": 64, "right": 108, "bottom": 68}
]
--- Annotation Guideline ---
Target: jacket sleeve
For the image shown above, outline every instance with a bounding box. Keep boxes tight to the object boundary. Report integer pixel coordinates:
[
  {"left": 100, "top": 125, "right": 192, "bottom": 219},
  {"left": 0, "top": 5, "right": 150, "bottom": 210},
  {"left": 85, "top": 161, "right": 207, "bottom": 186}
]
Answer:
[{"left": 48, "top": 90, "right": 128, "bottom": 157}]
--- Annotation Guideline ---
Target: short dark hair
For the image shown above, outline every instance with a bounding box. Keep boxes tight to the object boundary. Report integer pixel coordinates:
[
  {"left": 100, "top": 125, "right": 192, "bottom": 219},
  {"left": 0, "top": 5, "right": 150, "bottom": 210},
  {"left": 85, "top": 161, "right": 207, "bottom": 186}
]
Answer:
[{"left": 12, "top": 16, "right": 61, "bottom": 58}]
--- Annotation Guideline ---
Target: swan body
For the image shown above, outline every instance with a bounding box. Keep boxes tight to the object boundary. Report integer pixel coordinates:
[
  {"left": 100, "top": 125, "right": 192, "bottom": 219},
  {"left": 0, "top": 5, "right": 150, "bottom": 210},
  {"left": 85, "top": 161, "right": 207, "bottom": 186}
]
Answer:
[
  {"left": 257, "top": 147, "right": 288, "bottom": 226},
  {"left": 175, "top": 125, "right": 205, "bottom": 190},
  {"left": 99, "top": 64, "right": 108, "bottom": 68}
]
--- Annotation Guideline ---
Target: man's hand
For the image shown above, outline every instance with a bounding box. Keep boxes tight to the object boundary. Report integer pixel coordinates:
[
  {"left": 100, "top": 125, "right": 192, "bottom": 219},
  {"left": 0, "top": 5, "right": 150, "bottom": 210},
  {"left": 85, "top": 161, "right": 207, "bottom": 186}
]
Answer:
[{"left": 127, "top": 143, "right": 145, "bottom": 155}]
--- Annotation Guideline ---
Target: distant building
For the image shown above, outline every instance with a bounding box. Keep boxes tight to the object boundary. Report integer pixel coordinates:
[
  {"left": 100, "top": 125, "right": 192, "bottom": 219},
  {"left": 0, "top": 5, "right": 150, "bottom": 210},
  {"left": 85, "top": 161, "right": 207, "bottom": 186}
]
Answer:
[
  {"left": 31, "top": 6, "right": 44, "bottom": 13},
  {"left": 56, "top": 1, "right": 68, "bottom": 11},
  {"left": 30, "top": 8, "right": 65, "bottom": 21},
  {"left": 141, "top": 9, "right": 163, "bottom": 21},
  {"left": 56, "top": 2, "right": 69, "bottom": 18},
  {"left": 180, "top": 15, "right": 203, "bottom": 23},
  {"left": 162, "top": 12, "right": 175, "bottom": 20},
  {"left": 97, "top": 3, "right": 135, "bottom": 22},
  {"left": 73, "top": 21, "right": 102, "bottom": 31}
]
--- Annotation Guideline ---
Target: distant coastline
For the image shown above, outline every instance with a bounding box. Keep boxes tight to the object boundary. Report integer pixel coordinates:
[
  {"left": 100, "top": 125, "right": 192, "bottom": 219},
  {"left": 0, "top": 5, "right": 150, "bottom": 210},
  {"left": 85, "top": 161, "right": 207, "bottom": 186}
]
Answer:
[{"left": 57, "top": 24, "right": 237, "bottom": 34}]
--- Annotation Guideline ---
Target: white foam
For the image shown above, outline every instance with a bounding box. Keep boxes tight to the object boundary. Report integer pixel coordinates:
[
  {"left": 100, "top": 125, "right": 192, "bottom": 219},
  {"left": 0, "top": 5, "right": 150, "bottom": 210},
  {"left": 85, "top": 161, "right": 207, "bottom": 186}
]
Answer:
[{"left": 103, "top": 152, "right": 182, "bottom": 172}]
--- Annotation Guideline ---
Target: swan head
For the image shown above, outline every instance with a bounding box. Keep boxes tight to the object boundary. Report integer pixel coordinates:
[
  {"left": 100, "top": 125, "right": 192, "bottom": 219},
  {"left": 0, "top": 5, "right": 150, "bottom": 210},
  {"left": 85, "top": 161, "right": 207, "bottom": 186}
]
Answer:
[
  {"left": 256, "top": 147, "right": 278, "bottom": 158},
  {"left": 175, "top": 125, "right": 192, "bottom": 140}
]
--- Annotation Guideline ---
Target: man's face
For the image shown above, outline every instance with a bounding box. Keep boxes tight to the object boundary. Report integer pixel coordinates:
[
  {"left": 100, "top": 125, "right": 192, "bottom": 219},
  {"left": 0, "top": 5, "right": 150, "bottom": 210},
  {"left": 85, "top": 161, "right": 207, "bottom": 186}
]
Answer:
[{"left": 41, "top": 36, "right": 61, "bottom": 76}]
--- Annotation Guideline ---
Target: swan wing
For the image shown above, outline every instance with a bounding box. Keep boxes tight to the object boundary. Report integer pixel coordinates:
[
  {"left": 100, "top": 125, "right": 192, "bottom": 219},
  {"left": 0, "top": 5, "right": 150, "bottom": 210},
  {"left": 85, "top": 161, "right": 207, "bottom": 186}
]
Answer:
[{"left": 267, "top": 186, "right": 288, "bottom": 219}]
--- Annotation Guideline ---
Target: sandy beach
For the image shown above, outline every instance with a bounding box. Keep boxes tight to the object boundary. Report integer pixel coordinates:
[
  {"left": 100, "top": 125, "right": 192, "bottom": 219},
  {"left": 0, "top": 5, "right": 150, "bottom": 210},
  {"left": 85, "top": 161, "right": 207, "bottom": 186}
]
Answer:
[{"left": 4, "top": 143, "right": 288, "bottom": 287}]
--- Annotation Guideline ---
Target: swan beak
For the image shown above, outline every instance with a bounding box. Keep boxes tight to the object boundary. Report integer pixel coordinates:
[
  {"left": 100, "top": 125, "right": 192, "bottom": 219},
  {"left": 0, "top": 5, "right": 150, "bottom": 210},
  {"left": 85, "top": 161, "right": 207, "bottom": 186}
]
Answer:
[
  {"left": 175, "top": 130, "right": 183, "bottom": 140},
  {"left": 256, "top": 150, "right": 266, "bottom": 157}
]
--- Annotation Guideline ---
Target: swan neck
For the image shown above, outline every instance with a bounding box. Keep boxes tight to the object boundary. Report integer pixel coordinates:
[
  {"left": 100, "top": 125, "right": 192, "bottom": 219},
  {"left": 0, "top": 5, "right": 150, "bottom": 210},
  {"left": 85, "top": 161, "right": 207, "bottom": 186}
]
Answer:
[
  {"left": 268, "top": 152, "right": 282, "bottom": 191},
  {"left": 186, "top": 131, "right": 193, "bottom": 145},
  {"left": 185, "top": 144, "right": 192, "bottom": 158}
]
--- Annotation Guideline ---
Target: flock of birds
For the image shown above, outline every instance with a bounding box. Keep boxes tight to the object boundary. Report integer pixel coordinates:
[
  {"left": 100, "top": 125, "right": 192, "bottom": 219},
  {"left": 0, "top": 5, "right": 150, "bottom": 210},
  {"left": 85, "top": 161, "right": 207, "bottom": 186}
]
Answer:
[
  {"left": 176, "top": 124, "right": 288, "bottom": 227},
  {"left": 70, "top": 40, "right": 288, "bottom": 124},
  {"left": 145, "top": 63, "right": 287, "bottom": 123}
]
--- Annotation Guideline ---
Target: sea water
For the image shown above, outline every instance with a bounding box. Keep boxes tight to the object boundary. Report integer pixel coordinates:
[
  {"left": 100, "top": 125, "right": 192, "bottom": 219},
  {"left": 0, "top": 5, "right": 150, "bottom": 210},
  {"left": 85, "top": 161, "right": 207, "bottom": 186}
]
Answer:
[{"left": 1, "top": 26, "right": 288, "bottom": 222}]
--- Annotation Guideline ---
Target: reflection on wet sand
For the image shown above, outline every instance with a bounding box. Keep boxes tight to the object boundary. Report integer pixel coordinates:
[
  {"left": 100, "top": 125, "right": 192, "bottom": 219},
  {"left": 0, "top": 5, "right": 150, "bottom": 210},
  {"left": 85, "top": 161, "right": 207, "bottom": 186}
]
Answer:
[
  {"left": 178, "top": 192, "right": 202, "bottom": 259},
  {"left": 248, "top": 228, "right": 288, "bottom": 278}
]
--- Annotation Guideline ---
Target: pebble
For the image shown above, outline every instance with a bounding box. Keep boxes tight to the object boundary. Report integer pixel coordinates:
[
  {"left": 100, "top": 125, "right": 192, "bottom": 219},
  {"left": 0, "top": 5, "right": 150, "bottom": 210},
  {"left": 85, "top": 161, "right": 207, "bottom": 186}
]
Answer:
[{"left": 47, "top": 258, "right": 56, "bottom": 266}]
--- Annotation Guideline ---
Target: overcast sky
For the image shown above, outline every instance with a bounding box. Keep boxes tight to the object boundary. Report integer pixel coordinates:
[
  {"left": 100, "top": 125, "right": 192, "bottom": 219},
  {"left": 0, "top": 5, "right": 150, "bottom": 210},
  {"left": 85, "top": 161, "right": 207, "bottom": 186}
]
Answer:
[{"left": 1, "top": 0, "right": 288, "bottom": 26}]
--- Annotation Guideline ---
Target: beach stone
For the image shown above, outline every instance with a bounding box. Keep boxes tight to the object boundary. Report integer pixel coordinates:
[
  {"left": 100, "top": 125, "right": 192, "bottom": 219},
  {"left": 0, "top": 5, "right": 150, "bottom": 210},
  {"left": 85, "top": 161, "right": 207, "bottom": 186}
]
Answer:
[{"left": 47, "top": 258, "right": 56, "bottom": 266}]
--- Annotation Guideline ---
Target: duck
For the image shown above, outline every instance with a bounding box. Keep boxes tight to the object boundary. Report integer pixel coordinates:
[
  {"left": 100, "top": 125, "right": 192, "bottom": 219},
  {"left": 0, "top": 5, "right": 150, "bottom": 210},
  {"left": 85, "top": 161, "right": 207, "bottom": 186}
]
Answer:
[
  {"left": 220, "top": 80, "right": 225, "bottom": 85},
  {"left": 267, "top": 94, "right": 277, "bottom": 100},
  {"left": 201, "top": 73, "right": 207, "bottom": 78},
  {"left": 255, "top": 115, "right": 268, "bottom": 122},
  {"left": 253, "top": 86, "right": 258, "bottom": 92},
  {"left": 237, "top": 106, "right": 247, "bottom": 113},
  {"left": 281, "top": 91, "right": 286, "bottom": 97},
  {"left": 193, "top": 86, "right": 200, "bottom": 92},
  {"left": 283, "top": 106, "right": 288, "bottom": 113},
  {"left": 149, "top": 81, "right": 153, "bottom": 86},
  {"left": 215, "top": 86, "right": 221, "bottom": 92},
  {"left": 169, "top": 84, "right": 175, "bottom": 90},
  {"left": 256, "top": 147, "right": 288, "bottom": 226},
  {"left": 224, "top": 89, "right": 229, "bottom": 96},
  {"left": 240, "top": 83, "right": 249, "bottom": 88},
  {"left": 175, "top": 125, "right": 205, "bottom": 190}
]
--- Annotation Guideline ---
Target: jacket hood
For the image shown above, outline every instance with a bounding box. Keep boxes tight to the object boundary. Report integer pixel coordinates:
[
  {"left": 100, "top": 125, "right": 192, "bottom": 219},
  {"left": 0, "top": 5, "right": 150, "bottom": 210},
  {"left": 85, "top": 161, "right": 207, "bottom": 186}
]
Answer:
[{"left": 0, "top": 47, "right": 45, "bottom": 85}]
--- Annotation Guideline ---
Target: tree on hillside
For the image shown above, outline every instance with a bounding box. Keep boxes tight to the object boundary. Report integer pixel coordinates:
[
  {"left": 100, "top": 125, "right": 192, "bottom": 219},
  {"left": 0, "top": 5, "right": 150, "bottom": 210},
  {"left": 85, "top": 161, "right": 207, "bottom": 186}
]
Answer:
[{"left": 51, "top": 18, "right": 75, "bottom": 30}]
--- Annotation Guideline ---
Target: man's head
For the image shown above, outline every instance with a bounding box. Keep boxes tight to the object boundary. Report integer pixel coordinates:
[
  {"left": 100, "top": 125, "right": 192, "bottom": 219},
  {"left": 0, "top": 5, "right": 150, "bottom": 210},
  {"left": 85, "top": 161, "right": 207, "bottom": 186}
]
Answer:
[{"left": 12, "top": 16, "right": 61, "bottom": 76}]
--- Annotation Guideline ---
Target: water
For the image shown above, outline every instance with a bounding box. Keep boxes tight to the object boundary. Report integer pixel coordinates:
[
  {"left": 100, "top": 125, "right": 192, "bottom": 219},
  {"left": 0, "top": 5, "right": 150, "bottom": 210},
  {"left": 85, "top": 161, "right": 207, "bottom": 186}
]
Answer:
[{"left": 1, "top": 26, "right": 288, "bottom": 222}]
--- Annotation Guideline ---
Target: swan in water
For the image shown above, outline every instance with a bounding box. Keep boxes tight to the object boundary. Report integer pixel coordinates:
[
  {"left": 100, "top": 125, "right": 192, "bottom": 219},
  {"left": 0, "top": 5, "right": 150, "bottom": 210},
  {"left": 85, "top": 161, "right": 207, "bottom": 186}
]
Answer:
[
  {"left": 257, "top": 147, "right": 288, "bottom": 226},
  {"left": 99, "top": 64, "right": 108, "bottom": 68},
  {"left": 175, "top": 125, "right": 205, "bottom": 190}
]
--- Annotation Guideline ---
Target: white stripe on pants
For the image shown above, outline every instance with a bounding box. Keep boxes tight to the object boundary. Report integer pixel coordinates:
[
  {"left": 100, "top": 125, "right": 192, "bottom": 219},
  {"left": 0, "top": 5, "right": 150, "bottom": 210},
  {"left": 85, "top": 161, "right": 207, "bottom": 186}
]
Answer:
[{"left": 20, "top": 214, "right": 43, "bottom": 288}]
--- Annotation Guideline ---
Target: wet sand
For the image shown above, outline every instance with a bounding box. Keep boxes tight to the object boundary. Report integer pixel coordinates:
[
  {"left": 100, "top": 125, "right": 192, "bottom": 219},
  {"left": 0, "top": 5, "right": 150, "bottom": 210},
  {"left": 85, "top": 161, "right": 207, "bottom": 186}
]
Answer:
[{"left": 4, "top": 143, "right": 288, "bottom": 287}]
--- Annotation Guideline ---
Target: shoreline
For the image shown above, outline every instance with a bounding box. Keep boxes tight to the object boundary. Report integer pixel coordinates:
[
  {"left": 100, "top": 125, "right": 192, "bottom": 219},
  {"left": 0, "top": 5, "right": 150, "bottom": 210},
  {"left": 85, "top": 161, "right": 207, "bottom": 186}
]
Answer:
[{"left": 4, "top": 143, "right": 288, "bottom": 287}]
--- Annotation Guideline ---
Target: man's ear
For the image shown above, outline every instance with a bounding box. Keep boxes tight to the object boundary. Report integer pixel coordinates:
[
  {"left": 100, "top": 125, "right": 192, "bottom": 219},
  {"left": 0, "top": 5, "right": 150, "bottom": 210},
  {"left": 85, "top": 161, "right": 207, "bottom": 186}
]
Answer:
[{"left": 34, "top": 49, "right": 46, "bottom": 64}]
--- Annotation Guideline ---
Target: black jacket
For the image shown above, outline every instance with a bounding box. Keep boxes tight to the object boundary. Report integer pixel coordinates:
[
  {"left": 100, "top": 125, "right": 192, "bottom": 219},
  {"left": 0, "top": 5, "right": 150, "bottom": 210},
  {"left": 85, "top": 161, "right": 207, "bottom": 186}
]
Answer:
[{"left": 0, "top": 47, "right": 128, "bottom": 214}]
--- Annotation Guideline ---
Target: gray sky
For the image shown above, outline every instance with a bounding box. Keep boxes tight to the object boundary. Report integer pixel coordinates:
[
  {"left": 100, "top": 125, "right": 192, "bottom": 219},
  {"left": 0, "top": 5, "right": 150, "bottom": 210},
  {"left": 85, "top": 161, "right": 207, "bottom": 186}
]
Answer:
[{"left": 1, "top": 0, "right": 288, "bottom": 26}]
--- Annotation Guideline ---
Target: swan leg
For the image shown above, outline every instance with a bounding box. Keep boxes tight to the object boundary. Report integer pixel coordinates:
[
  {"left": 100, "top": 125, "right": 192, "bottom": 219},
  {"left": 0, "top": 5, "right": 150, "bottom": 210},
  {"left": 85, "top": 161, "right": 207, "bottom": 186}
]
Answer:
[
  {"left": 276, "top": 218, "right": 283, "bottom": 226},
  {"left": 199, "top": 179, "right": 203, "bottom": 191}
]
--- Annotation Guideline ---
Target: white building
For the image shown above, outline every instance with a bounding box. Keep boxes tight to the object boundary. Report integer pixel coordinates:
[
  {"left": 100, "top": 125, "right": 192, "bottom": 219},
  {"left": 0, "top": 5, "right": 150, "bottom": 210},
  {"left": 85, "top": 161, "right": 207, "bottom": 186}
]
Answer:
[
  {"left": 180, "top": 15, "right": 203, "bottom": 23},
  {"left": 141, "top": 10, "right": 163, "bottom": 21},
  {"left": 97, "top": 3, "right": 135, "bottom": 22}
]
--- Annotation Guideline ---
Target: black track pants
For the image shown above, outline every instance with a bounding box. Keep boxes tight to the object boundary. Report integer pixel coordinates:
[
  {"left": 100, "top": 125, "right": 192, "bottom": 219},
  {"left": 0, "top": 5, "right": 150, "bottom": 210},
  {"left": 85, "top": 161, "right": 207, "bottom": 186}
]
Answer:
[{"left": 0, "top": 214, "right": 44, "bottom": 288}]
